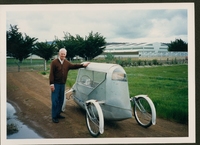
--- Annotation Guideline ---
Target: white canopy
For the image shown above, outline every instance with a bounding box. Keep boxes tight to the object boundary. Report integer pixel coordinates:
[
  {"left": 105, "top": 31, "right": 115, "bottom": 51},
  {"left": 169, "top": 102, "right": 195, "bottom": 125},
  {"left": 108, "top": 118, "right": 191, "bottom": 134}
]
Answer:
[{"left": 85, "top": 62, "right": 119, "bottom": 73}]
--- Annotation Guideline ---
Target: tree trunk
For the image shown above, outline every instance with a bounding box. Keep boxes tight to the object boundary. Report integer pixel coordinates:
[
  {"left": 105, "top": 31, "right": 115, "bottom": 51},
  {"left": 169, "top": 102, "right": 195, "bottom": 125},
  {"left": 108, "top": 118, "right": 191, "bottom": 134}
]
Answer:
[
  {"left": 15, "top": 61, "right": 21, "bottom": 72},
  {"left": 18, "top": 63, "right": 20, "bottom": 72},
  {"left": 44, "top": 59, "right": 47, "bottom": 71}
]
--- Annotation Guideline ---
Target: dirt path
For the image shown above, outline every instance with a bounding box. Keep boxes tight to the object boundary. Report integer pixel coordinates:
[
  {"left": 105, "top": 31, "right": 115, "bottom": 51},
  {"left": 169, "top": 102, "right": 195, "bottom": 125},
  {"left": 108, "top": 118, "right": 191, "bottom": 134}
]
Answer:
[{"left": 7, "top": 71, "right": 188, "bottom": 138}]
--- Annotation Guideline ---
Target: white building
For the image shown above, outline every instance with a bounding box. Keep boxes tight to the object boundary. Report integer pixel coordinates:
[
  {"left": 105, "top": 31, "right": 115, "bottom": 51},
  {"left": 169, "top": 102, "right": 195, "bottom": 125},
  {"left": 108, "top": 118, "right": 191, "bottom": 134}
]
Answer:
[
  {"left": 98, "top": 42, "right": 169, "bottom": 58},
  {"left": 105, "top": 42, "right": 168, "bottom": 52}
]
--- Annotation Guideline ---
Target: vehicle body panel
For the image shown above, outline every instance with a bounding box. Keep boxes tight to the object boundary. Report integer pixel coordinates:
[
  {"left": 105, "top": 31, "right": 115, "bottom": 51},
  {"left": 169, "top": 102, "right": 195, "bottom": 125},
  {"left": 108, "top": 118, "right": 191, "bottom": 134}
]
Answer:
[{"left": 72, "top": 63, "right": 132, "bottom": 120}]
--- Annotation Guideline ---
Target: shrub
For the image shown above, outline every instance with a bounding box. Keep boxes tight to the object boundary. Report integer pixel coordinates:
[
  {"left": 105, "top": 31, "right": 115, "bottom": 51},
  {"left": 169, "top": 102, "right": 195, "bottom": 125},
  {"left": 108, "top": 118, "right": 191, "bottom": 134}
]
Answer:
[
  {"left": 148, "top": 61, "right": 152, "bottom": 66},
  {"left": 144, "top": 60, "right": 147, "bottom": 65},
  {"left": 41, "top": 71, "right": 46, "bottom": 75},
  {"left": 127, "top": 58, "right": 132, "bottom": 66},
  {"left": 152, "top": 59, "right": 158, "bottom": 65},
  {"left": 115, "top": 59, "right": 123, "bottom": 66},
  {"left": 105, "top": 53, "right": 114, "bottom": 62},
  {"left": 137, "top": 60, "right": 142, "bottom": 66}
]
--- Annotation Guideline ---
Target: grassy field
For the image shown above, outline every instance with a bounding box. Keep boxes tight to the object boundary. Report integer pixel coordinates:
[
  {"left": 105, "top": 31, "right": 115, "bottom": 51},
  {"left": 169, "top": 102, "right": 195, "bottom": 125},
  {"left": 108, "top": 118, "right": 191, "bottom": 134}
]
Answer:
[
  {"left": 125, "top": 65, "right": 188, "bottom": 124},
  {"left": 7, "top": 58, "right": 188, "bottom": 124}
]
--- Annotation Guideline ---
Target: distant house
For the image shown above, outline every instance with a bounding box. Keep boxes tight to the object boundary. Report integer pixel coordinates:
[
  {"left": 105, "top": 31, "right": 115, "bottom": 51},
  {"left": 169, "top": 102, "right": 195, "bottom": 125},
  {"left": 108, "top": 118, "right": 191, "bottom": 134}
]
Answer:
[
  {"left": 27, "top": 54, "right": 43, "bottom": 59},
  {"left": 27, "top": 54, "right": 58, "bottom": 60}
]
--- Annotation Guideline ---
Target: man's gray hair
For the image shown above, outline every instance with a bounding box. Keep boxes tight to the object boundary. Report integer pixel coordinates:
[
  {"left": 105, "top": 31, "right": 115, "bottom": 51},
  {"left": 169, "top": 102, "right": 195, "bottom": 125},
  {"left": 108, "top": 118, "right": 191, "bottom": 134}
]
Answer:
[{"left": 59, "top": 48, "right": 67, "bottom": 54}]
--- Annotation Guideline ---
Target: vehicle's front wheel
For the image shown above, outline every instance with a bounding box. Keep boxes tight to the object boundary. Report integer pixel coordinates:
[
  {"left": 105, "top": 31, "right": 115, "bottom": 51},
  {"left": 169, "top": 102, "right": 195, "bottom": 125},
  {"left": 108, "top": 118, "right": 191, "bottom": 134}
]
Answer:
[{"left": 85, "top": 100, "right": 104, "bottom": 137}]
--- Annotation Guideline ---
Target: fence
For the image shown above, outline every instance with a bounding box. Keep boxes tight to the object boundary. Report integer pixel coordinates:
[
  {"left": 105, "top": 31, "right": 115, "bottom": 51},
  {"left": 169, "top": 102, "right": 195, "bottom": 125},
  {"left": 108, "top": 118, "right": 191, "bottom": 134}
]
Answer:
[
  {"left": 139, "top": 51, "right": 188, "bottom": 58},
  {"left": 7, "top": 51, "right": 188, "bottom": 72},
  {"left": 7, "top": 58, "right": 47, "bottom": 72}
]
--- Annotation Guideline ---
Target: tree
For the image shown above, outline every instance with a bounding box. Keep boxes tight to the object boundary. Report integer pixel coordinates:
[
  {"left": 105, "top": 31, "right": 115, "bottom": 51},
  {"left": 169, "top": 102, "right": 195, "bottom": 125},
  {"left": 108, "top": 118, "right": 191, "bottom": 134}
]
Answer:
[
  {"left": 54, "top": 31, "right": 106, "bottom": 61},
  {"left": 63, "top": 32, "right": 81, "bottom": 60},
  {"left": 54, "top": 32, "right": 84, "bottom": 61},
  {"left": 79, "top": 31, "right": 106, "bottom": 60},
  {"left": 33, "top": 41, "right": 57, "bottom": 71},
  {"left": 7, "top": 25, "right": 38, "bottom": 71},
  {"left": 167, "top": 39, "right": 188, "bottom": 52}
]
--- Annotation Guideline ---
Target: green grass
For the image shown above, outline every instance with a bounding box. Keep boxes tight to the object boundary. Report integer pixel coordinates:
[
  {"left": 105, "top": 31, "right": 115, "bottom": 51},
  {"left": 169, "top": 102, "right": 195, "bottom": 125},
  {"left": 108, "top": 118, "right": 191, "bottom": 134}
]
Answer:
[
  {"left": 125, "top": 65, "right": 188, "bottom": 124},
  {"left": 66, "top": 70, "right": 78, "bottom": 88}
]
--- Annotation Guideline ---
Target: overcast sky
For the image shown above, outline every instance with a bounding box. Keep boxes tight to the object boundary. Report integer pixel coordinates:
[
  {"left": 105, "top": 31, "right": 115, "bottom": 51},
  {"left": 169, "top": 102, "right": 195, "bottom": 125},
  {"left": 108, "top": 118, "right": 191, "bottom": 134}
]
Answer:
[{"left": 5, "top": 4, "right": 190, "bottom": 43}]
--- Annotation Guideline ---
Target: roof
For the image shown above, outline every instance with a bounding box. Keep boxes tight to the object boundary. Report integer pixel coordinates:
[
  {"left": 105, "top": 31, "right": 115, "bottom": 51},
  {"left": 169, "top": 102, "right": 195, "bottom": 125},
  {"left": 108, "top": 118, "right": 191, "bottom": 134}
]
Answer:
[{"left": 85, "top": 62, "right": 119, "bottom": 73}]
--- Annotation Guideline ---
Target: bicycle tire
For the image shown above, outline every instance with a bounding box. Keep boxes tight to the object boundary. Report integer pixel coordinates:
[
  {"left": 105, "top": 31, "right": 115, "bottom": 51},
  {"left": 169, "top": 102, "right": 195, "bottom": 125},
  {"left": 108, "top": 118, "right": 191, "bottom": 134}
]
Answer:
[
  {"left": 85, "top": 100, "right": 104, "bottom": 137},
  {"left": 133, "top": 96, "right": 156, "bottom": 128}
]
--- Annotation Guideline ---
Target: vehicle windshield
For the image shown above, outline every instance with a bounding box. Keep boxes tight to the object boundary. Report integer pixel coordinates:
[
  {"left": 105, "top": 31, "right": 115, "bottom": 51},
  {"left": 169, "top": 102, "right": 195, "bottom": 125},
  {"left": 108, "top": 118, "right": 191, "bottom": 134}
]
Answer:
[
  {"left": 112, "top": 68, "right": 127, "bottom": 81},
  {"left": 77, "top": 69, "right": 106, "bottom": 88}
]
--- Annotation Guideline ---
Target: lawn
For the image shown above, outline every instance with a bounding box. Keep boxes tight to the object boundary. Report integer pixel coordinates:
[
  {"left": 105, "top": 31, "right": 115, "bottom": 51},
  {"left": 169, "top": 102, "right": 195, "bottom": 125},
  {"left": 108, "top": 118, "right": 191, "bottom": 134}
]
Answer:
[{"left": 125, "top": 65, "right": 188, "bottom": 124}]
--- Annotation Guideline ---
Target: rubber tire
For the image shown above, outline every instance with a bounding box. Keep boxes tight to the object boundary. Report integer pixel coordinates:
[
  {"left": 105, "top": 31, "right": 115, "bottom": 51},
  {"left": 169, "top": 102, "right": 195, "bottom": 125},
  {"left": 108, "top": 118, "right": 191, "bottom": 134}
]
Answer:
[{"left": 134, "top": 97, "right": 153, "bottom": 128}]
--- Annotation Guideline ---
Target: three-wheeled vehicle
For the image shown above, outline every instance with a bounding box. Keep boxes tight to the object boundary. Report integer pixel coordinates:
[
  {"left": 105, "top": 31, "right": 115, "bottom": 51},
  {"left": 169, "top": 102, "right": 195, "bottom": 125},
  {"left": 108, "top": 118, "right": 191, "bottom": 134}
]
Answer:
[{"left": 65, "top": 62, "right": 156, "bottom": 137}]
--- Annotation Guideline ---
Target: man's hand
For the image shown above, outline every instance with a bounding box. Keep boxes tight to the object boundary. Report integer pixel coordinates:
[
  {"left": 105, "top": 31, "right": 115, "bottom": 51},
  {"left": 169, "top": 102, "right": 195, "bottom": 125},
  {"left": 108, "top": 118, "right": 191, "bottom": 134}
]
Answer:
[
  {"left": 50, "top": 85, "right": 55, "bottom": 92},
  {"left": 82, "top": 62, "right": 90, "bottom": 67}
]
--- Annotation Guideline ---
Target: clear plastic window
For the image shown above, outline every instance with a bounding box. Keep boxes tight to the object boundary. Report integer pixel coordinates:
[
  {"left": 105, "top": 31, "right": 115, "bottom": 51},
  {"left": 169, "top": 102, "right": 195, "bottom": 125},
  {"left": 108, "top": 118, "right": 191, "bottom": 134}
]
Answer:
[
  {"left": 78, "top": 69, "right": 106, "bottom": 88},
  {"left": 80, "top": 75, "right": 91, "bottom": 86},
  {"left": 112, "top": 68, "right": 127, "bottom": 81}
]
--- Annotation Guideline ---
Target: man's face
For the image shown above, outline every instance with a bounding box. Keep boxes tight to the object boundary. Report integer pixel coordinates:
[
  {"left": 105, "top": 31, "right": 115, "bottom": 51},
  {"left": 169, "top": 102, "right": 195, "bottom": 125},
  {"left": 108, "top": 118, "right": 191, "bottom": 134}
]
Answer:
[{"left": 59, "top": 50, "right": 66, "bottom": 61}]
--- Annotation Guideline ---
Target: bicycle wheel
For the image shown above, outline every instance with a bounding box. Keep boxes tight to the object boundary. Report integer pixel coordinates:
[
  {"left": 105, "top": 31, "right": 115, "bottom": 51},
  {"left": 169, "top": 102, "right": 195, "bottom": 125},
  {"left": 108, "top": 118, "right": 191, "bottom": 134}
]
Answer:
[
  {"left": 85, "top": 101, "right": 103, "bottom": 137},
  {"left": 134, "top": 97, "right": 154, "bottom": 128}
]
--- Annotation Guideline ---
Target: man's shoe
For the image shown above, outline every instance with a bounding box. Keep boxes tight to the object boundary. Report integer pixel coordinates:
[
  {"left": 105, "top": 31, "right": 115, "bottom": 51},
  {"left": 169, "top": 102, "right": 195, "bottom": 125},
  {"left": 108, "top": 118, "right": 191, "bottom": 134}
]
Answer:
[
  {"left": 52, "top": 118, "right": 59, "bottom": 123},
  {"left": 57, "top": 115, "right": 65, "bottom": 119}
]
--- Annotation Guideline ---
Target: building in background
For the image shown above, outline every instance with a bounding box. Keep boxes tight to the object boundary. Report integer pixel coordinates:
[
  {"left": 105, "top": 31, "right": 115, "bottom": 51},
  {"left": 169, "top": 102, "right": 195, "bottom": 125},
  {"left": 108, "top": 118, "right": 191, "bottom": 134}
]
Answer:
[
  {"left": 26, "top": 42, "right": 187, "bottom": 60},
  {"left": 98, "top": 42, "right": 168, "bottom": 58}
]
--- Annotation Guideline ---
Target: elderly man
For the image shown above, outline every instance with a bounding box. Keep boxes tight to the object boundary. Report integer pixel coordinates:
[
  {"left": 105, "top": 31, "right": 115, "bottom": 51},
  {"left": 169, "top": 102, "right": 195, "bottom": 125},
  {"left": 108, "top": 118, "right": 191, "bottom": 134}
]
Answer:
[{"left": 49, "top": 48, "right": 89, "bottom": 123}]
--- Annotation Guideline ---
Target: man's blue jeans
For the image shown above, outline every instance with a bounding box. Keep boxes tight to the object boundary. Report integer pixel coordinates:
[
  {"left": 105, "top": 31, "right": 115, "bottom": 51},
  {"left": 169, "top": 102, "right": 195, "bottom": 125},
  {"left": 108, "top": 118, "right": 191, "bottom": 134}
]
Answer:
[{"left": 51, "top": 83, "right": 65, "bottom": 119}]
